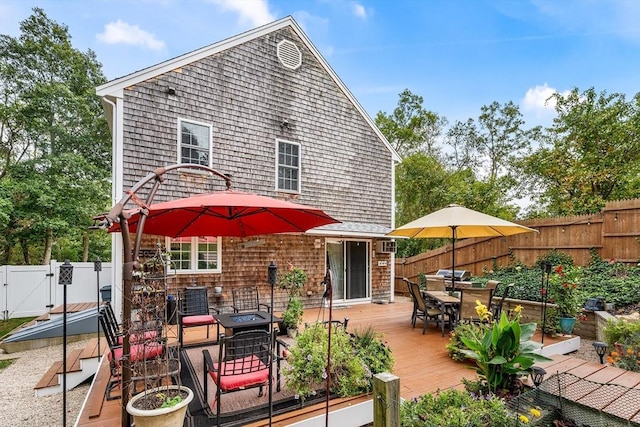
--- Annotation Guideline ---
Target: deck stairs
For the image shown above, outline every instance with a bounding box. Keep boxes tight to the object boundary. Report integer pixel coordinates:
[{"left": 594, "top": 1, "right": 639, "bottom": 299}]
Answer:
[{"left": 34, "top": 337, "right": 107, "bottom": 397}]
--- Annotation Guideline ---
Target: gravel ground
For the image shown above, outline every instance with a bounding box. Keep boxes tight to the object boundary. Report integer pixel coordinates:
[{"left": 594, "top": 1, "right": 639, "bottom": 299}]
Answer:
[
  {"left": 0, "top": 334, "right": 602, "bottom": 427},
  {"left": 0, "top": 339, "right": 91, "bottom": 427}
]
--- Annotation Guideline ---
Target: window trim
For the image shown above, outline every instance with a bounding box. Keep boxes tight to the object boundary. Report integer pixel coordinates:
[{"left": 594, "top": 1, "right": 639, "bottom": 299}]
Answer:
[
  {"left": 275, "top": 138, "right": 301, "bottom": 194},
  {"left": 165, "top": 236, "right": 222, "bottom": 274},
  {"left": 177, "top": 118, "right": 213, "bottom": 167}
]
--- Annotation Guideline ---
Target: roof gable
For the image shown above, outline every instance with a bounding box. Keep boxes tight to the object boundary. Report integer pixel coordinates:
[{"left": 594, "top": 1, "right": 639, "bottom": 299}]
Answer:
[{"left": 96, "top": 16, "right": 400, "bottom": 162}]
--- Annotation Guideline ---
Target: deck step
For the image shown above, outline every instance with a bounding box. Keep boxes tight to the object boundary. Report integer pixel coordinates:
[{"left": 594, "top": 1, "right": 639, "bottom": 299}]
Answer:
[{"left": 34, "top": 338, "right": 105, "bottom": 397}]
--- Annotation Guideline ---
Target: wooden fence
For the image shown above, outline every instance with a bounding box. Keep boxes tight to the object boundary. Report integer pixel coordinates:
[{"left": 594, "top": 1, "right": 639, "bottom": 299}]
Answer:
[{"left": 396, "top": 198, "right": 640, "bottom": 283}]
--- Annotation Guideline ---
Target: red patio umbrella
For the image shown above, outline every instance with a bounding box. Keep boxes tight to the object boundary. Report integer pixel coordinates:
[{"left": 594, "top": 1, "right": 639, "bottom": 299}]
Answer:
[
  {"left": 95, "top": 163, "right": 339, "bottom": 427},
  {"left": 110, "top": 189, "right": 339, "bottom": 237}
]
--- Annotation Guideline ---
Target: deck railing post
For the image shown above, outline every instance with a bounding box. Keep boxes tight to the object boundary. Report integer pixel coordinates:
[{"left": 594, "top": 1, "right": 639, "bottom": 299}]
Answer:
[{"left": 373, "top": 372, "right": 400, "bottom": 427}]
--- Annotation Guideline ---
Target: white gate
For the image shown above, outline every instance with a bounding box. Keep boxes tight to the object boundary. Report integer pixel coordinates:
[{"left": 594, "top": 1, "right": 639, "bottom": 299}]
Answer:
[{"left": 0, "top": 260, "right": 112, "bottom": 320}]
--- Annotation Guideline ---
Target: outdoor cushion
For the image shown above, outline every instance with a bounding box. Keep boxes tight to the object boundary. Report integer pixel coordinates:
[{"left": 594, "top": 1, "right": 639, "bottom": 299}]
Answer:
[
  {"left": 182, "top": 314, "right": 216, "bottom": 327},
  {"left": 108, "top": 342, "right": 164, "bottom": 364},
  {"left": 209, "top": 355, "right": 268, "bottom": 391},
  {"left": 116, "top": 330, "right": 158, "bottom": 345}
]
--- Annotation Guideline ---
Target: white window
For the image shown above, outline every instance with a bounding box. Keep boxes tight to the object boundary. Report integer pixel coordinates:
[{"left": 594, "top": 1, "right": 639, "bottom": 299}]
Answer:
[
  {"left": 178, "top": 119, "right": 212, "bottom": 166},
  {"left": 166, "top": 236, "right": 221, "bottom": 273},
  {"left": 276, "top": 139, "right": 301, "bottom": 193}
]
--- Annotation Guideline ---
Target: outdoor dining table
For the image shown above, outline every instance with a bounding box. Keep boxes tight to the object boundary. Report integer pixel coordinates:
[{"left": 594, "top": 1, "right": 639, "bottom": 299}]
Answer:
[{"left": 423, "top": 290, "right": 460, "bottom": 337}]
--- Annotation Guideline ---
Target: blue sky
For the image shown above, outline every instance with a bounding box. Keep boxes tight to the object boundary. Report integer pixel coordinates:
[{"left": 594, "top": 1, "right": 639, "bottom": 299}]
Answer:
[{"left": 1, "top": 0, "right": 639, "bottom": 128}]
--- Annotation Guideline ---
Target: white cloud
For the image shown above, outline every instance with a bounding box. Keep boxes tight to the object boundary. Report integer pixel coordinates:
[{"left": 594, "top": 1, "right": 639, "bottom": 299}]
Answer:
[
  {"left": 209, "top": 0, "right": 275, "bottom": 27},
  {"left": 521, "top": 83, "right": 572, "bottom": 126},
  {"left": 97, "top": 20, "right": 165, "bottom": 51},
  {"left": 352, "top": 2, "right": 368, "bottom": 19}
]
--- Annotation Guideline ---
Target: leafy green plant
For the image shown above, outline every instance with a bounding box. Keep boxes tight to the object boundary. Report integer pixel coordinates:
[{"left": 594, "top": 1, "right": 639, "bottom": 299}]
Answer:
[
  {"left": 351, "top": 325, "right": 394, "bottom": 376},
  {"left": 603, "top": 318, "right": 640, "bottom": 372},
  {"left": 281, "top": 296, "right": 304, "bottom": 331},
  {"left": 283, "top": 322, "right": 393, "bottom": 402},
  {"left": 278, "top": 263, "right": 307, "bottom": 297},
  {"left": 548, "top": 265, "right": 585, "bottom": 318},
  {"left": 460, "top": 304, "right": 551, "bottom": 393},
  {"left": 400, "top": 388, "right": 516, "bottom": 427},
  {"left": 446, "top": 322, "right": 487, "bottom": 361},
  {"left": 603, "top": 318, "right": 640, "bottom": 348}
]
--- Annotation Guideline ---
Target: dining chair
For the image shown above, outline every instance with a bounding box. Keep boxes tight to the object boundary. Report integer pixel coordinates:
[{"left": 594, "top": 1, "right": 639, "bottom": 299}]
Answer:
[
  {"left": 458, "top": 281, "right": 498, "bottom": 323},
  {"left": 492, "top": 282, "right": 513, "bottom": 319},
  {"left": 178, "top": 286, "right": 219, "bottom": 347},
  {"left": 232, "top": 286, "right": 271, "bottom": 313},
  {"left": 409, "top": 280, "right": 443, "bottom": 334},
  {"left": 202, "top": 329, "right": 275, "bottom": 426},
  {"left": 424, "top": 275, "right": 446, "bottom": 292}
]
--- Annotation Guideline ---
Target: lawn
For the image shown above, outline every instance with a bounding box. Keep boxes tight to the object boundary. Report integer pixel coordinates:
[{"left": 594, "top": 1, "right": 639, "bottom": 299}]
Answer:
[{"left": 0, "top": 316, "right": 36, "bottom": 339}]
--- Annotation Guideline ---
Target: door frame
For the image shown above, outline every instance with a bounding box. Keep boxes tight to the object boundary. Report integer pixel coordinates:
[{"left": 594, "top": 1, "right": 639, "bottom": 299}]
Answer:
[{"left": 325, "top": 238, "right": 372, "bottom": 305}]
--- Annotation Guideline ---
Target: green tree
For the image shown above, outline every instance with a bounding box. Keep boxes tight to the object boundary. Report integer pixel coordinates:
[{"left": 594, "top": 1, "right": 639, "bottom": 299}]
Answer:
[
  {"left": 520, "top": 88, "right": 640, "bottom": 216},
  {"left": 0, "top": 8, "right": 111, "bottom": 264},
  {"left": 375, "top": 89, "right": 447, "bottom": 157}
]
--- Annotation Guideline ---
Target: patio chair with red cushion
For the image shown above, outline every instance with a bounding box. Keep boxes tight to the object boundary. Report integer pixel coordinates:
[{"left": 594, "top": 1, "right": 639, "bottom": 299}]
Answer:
[
  {"left": 202, "top": 329, "right": 275, "bottom": 427},
  {"left": 178, "top": 286, "right": 219, "bottom": 347},
  {"left": 98, "top": 308, "right": 165, "bottom": 400}
]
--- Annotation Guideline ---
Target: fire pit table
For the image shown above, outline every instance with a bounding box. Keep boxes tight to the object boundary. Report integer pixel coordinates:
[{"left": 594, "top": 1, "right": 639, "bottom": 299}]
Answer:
[{"left": 214, "top": 311, "right": 281, "bottom": 336}]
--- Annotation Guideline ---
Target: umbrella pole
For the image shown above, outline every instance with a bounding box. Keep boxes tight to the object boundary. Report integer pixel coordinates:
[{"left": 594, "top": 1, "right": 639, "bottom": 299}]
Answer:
[{"left": 451, "top": 226, "right": 457, "bottom": 295}]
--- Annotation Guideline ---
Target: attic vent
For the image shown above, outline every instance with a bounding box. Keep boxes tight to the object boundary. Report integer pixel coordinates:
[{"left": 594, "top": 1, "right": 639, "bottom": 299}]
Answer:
[{"left": 277, "top": 40, "right": 302, "bottom": 70}]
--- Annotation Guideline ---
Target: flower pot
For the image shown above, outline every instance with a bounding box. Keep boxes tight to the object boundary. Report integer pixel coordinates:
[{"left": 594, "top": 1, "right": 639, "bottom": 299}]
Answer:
[
  {"left": 559, "top": 317, "right": 577, "bottom": 335},
  {"left": 126, "top": 385, "right": 193, "bottom": 427}
]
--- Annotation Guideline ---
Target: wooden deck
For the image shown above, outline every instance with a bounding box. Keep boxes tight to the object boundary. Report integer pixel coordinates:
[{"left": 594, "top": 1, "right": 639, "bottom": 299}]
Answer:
[{"left": 74, "top": 297, "right": 573, "bottom": 426}]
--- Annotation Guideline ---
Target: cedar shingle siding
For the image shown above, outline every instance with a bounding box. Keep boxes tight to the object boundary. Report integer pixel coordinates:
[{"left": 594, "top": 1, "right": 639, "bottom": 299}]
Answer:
[
  {"left": 101, "top": 19, "right": 396, "bottom": 309},
  {"left": 121, "top": 27, "right": 392, "bottom": 224}
]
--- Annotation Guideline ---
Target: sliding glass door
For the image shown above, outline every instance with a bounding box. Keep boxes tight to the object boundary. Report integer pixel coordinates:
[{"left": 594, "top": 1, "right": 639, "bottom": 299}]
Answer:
[{"left": 326, "top": 239, "right": 370, "bottom": 302}]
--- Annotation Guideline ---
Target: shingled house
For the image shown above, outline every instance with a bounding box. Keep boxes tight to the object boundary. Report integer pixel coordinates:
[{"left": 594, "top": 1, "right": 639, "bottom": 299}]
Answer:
[{"left": 96, "top": 16, "right": 400, "bottom": 317}]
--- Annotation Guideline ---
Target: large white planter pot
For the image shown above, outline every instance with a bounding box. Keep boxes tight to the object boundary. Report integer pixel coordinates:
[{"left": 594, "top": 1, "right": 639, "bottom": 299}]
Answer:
[{"left": 126, "top": 385, "right": 193, "bottom": 427}]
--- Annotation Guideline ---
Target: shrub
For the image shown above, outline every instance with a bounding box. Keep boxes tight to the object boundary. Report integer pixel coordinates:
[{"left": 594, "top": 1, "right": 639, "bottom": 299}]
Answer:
[
  {"left": 400, "top": 388, "right": 515, "bottom": 427},
  {"left": 283, "top": 322, "right": 393, "bottom": 402},
  {"left": 603, "top": 318, "right": 640, "bottom": 372}
]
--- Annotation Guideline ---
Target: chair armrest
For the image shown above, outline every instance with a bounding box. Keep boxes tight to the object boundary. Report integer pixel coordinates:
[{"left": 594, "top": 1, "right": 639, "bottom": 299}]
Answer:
[
  {"left": 275, "top": 338, "right": 291, "bottom": 359},
  {"left": 208, "top": 306, "right": 220, "bottom": 314},
  {"left": 202, "top": 349, "right": 216, "bottom": 373},
  {"left": 231, "top": 305, "right": 240, "bottom": 313},
  {"left": 259, "top": 303, "right": 271, "bottom": 313}
]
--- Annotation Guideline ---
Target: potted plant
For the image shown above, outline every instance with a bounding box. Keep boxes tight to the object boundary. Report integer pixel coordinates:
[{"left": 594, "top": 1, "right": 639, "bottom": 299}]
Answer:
[
  {"left": 278, "top": 262, "right": 307, "bottom": 336},
  {"left": 549, "top": 265, "right": 584, "bottom": 335},
  {"left": 125, "top": 245, "right": 193, "bottom": 426}
]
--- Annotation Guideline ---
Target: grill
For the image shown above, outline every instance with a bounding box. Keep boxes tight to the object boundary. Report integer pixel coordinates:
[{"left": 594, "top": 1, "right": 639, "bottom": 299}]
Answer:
[{"left": 435, "top": 269, "right": 471, "bottom": 281}]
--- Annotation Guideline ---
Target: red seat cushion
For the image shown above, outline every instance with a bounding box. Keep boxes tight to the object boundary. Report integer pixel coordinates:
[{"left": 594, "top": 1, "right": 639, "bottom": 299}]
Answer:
[
  {"left": 209, "top": 355, "right": 268, "bottom": 391},
  {"left": 108, "top": 342, "right": 164, "bottom": 364},
  {"left": 182, "top": 315, "right": 216, "bottom": 327},
  {"left": 116, "top": 330, "right": 158, "bottom": 345}
]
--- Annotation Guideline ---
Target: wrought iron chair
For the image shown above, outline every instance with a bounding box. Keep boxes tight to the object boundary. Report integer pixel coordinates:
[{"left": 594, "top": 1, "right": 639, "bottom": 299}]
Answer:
[
  {"left": 231, "top": 286, "right": 271, "bottom": 313},
  {"left": 178, "top": 286, "right": 219, "bottom": 347},
  {"left": 100, "top": 302, "right": 158, "bottom": 345},
  {"left": 98, "top": 308, "right": 165, "bottom": 400},
  {"left": 203, "top": 329, "right": 275, "bottom": 426}
]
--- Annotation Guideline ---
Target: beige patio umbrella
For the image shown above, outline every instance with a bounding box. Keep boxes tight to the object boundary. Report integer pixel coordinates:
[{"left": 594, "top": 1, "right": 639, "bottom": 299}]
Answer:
[{"left": 388, "top": 204, "right": 538, "bottom": 292}]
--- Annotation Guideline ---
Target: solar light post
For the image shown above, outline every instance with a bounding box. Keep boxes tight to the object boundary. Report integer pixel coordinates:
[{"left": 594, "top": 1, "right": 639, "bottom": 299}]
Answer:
[
  {"left": 94, "top": 258, "right": 102, "bottom": 355},
  {"left": 530, "top": 366, "right": 546, "bottom": 388},
  {"left": 267, "top": 261, "right": 278, "bottom": 426},
  {"left": 59, "top": 260, "right": 73, "bottom": 427},
  {"left": 593, "top": 342, "right": 608, "bottom": 364}
]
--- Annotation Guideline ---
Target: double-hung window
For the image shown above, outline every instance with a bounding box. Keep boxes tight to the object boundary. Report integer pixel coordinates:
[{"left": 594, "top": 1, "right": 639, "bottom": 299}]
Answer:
[
  {"left": 167, "top": 236, "right": 221, "bottom": 273},
  {"left": 179, "top": 119, "right": 212, "bottom": 166},
  {"left": 276, "top": 139, "right": 301, "bottom": 193}
]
